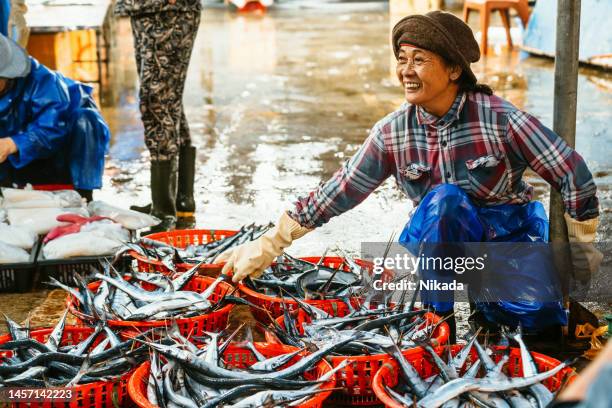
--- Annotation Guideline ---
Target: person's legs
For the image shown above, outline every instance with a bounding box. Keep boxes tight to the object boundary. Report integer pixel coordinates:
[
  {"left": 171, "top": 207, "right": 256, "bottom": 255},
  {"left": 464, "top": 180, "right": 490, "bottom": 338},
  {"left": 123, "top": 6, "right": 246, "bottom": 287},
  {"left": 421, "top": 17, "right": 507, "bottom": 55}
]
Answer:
[
  {"left": 130, "top": 11, "right": 197, "bottom": 230},
  {"left": 67, "top": 106, "right": 109, "bottom": 194},
  {"left": 129, "top": 11, "right": 201, "bottom": 229},
  {"left": 173, "top": 11, "right": 200, "bottom": 219}
]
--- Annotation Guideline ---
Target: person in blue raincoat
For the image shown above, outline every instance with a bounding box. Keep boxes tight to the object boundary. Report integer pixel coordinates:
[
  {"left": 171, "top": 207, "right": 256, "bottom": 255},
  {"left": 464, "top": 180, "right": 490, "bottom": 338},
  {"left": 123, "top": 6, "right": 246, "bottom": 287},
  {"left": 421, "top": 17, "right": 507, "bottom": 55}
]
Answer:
[
  {"left": 0, "top": 34, "right": 110, "bottom": 200},
  {"left": 214, "top": 12, "right": 602, "bottom": 342},
  {"left": 0, "top": 0, "right": 9, "bottom": 36}
]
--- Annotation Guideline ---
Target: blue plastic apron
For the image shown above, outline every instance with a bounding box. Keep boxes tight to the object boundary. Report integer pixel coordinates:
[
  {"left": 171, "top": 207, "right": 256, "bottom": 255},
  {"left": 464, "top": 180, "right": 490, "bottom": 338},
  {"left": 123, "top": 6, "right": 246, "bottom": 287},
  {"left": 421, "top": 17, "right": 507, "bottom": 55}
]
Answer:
[{"left": 399, "top": 183, "right": 567, "bottom": 330}]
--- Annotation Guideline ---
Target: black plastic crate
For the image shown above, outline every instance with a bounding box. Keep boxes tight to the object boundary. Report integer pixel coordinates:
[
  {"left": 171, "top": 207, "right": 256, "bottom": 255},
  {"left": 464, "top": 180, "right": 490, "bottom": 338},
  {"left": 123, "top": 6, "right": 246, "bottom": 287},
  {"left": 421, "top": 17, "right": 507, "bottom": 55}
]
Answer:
[
  {"left": 0, "top": 239, "right": 39, "bottom": 293},
  {"left": 0, "top": 262, "right": 37, "bottom": 292}
]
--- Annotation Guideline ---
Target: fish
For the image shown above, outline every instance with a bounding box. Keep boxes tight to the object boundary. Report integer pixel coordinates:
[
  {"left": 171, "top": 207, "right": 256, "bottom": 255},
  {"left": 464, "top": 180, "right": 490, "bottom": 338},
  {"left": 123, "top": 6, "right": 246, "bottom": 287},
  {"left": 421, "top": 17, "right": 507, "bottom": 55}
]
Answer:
[
  {"left": 380, "top": 334, "right": 571, "bottom": 408},
  {"left": 0, "top": 316, "right": 147, "bottom": 387},
  {"left": 139, "top": 328, "right": 341, "bottom": 408},
  {"left": 269, "top": 293, "right": 433, "bottom": 356},
  {"left": 48, "top": 267, "right": 233, "bottom": 322}
]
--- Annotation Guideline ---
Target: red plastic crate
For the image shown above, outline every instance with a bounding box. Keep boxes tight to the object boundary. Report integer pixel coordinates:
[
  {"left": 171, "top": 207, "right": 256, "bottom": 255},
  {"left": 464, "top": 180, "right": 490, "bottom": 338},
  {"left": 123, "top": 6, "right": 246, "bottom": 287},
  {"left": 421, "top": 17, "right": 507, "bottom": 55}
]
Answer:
[
  {"left": 128, "top": 342, "right": 335, "bottom": 408},
  {"left": 67, "top": 275, "right": 235, "bottom": 337},
  {"left": 131, "top": 229, "right": 238, "bottom": 274},
  {"left": 0, "top": 326, "right": 134, "bottom": 408},
  {"left": 372, "top": 345, "right": 577, "bottom": 408}
]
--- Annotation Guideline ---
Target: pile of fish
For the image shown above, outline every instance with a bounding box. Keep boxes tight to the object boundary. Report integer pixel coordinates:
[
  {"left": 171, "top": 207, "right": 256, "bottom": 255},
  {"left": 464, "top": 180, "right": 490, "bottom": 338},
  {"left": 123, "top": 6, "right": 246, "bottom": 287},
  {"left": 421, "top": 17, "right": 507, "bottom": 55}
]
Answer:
[
  {"left": 0, "top": 313, "right": 147, "bottom": 387},
  {"left": 49, "top": 263, "right": 232, "bottom": 321},
  {"left": 131, "top": 223, "right": 273, "bottom": 271},
  {"left": 244, "top": 249, "right": 371, "bottom": 300},
  {"left": 268, "top": 293, "right": 439, "bottom": 355},
  {"left": 381, "top": 329, "right": 572, "bottom": 408},
  {"left": 137, "top": 325, "right": 348, "bottom": 408}
]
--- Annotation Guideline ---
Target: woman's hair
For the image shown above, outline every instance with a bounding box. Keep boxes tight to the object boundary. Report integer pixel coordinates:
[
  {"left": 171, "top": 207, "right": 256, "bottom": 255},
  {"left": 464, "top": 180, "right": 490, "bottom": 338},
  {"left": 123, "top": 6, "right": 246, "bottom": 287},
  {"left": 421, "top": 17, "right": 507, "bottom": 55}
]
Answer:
[
  {"left": 441, "top": 56, "right": 494, "bottom": 95},
  {"left": 456, "top": 71, "right": 494, "bottom": 95}
]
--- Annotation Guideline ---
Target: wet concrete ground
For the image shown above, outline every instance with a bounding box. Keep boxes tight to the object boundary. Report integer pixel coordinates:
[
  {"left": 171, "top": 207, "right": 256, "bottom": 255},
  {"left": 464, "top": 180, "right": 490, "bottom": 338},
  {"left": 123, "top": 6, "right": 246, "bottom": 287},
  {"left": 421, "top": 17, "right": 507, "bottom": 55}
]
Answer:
[{"left": 2, "top": 2, "right": 611, "bottom": 352}]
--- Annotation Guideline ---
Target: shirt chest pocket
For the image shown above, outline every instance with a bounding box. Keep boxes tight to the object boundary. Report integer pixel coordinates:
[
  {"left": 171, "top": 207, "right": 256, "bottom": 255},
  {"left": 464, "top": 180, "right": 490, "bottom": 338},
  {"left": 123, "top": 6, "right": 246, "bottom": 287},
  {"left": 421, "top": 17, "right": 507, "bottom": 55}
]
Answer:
[
  {"left": 398, "top": 162, "right": 432, "bottom": 200},
  {"left": 465, "top": 153, "right": 510, "bottom": 200}
]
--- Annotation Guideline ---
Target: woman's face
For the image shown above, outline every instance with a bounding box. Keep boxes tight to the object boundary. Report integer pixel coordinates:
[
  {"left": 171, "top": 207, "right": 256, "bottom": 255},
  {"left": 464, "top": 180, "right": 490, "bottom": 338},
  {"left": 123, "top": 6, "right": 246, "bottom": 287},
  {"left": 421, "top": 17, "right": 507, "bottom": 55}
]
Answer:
[{"left": 396, "top": 45, "right": 460, "bottom": 115}]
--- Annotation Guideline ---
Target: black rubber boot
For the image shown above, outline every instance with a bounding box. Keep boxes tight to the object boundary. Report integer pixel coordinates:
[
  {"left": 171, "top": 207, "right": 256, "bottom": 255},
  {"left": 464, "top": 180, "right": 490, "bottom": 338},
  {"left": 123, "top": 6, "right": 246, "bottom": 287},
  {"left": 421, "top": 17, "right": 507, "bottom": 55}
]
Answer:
[
  {"left": 176, "top": 145, "right": 196, "bottom": 218},
  {"left": 143, "top": 160, "right": 178, "bottom": 233},
  {"left": 130, "top": 203, "right": 151, "bottom": 214}
]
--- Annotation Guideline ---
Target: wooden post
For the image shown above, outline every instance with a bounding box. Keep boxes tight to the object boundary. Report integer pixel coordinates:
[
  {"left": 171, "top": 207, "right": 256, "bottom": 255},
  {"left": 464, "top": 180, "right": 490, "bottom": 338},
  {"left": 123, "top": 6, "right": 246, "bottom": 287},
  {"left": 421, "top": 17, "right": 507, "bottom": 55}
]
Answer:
[{"left": 551, "top": 0, "right": 581, "bottom": 338}]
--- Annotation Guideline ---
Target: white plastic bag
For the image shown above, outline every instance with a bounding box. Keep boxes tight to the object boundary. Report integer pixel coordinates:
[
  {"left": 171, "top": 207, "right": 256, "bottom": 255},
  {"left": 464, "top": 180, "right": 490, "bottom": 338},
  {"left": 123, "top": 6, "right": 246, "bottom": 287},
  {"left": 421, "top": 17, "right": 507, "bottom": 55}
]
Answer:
[
  {"left": 0, "top": 241, "right": 30, "bottom": 264},
  {"left": 42, "top": 231, "right": 123, "bottom": 259},
  {"left": 80, "top": 220, "right": 130, "bottom": 242},
  {"left": 1, "top": 188, "right": 83, "bottom": 209},
  {"left": 7, "top": 208, "right": 67, "bottom": 235},
  {"left": 88, "top": 201, "right": 160, "bottom": 230},
  {"left": 0, "top": 223, "right": 38, "bottom": 250}
]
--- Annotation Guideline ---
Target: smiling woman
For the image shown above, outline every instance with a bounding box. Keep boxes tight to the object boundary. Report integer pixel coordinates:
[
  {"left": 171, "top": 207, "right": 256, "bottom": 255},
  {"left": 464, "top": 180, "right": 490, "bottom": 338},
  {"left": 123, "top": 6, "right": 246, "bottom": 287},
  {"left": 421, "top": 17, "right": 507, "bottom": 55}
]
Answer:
[
  {"left": 395, "top": 47, "right": 461, "bottom": 117},
  {"left": 214, "top": 11, "right": 601, "bottom": 342}
]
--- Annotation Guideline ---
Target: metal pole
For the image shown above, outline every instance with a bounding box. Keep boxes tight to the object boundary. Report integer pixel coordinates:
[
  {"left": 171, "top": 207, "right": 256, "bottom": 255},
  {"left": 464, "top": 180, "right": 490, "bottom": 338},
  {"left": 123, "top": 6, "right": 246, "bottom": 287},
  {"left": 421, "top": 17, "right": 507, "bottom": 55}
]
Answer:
[
  {"left": 550, "top": 0, "right": 581, "bottom": 242},
  {"left": 551, "top": 0, "right": 581, "bottom": 339}
]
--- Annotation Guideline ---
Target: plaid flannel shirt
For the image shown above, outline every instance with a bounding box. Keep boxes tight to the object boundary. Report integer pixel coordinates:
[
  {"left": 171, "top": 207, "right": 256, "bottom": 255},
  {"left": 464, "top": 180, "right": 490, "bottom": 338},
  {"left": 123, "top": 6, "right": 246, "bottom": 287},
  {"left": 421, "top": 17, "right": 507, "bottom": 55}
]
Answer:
[{"left": 290, "top": 91, "right": 599, "bottom": 228}]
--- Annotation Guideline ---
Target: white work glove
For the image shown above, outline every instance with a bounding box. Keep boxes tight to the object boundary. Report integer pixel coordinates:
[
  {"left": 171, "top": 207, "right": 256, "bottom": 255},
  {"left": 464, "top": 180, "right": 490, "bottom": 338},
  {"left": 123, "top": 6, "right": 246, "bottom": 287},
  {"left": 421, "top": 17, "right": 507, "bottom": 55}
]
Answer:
[
  {"left": 565, "top": 213, "right": 603, "bottom": 283},
  {"left": 215, "top": 212, "right": 313, "bottom": 283}
]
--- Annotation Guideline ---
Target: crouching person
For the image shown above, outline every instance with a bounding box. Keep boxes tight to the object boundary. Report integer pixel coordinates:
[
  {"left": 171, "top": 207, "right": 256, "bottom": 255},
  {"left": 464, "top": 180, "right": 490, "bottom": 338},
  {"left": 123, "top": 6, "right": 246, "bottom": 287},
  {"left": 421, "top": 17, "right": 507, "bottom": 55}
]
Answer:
[{"left": 0, "top": 34, "right": 110, "bottom": 200}]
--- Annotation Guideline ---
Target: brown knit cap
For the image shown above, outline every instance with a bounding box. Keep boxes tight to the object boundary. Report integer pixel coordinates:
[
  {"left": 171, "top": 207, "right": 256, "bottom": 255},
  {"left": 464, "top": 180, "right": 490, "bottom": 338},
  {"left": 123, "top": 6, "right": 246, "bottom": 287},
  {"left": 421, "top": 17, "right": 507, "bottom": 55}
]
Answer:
[{"left": 392, "top": 11, "right": 480, "bottom": 85}]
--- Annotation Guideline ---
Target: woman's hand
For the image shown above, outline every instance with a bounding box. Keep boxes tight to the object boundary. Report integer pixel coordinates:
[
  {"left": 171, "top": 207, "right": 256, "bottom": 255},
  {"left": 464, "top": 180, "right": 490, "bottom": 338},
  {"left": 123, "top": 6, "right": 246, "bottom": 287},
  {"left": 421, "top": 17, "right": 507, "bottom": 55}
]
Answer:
[
  {"left": 565, "top": 213, "right": 603, "bottom": 283},
  {"left": 214, "top": 212, "right": 313, "bottom": 283},
  {"left": 0, "top": 138, "right": 18, "bottom": 164}
]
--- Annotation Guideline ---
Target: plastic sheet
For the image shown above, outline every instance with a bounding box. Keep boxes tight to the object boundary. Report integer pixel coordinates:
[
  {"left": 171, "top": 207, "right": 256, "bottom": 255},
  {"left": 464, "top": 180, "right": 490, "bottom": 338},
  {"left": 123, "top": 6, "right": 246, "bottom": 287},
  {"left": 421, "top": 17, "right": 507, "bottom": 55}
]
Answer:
[
  {"left": 88, "top": 201, "right": 160, "bottom": 230},
  {"left": 399, "top": 183, "right": 567, "bottom": 330}
]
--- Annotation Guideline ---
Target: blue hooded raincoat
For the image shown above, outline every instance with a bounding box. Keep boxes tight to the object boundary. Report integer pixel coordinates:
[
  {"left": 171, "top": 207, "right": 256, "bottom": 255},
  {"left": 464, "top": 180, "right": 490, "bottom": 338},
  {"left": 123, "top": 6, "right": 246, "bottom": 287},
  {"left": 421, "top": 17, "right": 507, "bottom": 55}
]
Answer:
[{"left": 0, "top": 58, "right": 110, "bottom": 190}]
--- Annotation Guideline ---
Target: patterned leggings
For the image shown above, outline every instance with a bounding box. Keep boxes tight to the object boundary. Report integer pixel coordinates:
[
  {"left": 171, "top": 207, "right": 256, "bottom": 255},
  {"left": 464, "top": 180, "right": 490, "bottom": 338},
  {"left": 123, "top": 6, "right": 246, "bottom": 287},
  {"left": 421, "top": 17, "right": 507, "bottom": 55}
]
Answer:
[{"left": 131, "top": 10, "right": 200, "bottom": 161}]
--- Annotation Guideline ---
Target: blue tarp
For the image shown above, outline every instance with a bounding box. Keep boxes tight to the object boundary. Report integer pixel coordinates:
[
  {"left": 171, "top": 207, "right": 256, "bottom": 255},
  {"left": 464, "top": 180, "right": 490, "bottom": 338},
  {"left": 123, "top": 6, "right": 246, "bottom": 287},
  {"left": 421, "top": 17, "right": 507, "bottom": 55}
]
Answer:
[{"left": 523, "top": 0, "right": 612, "bottom": 67}]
